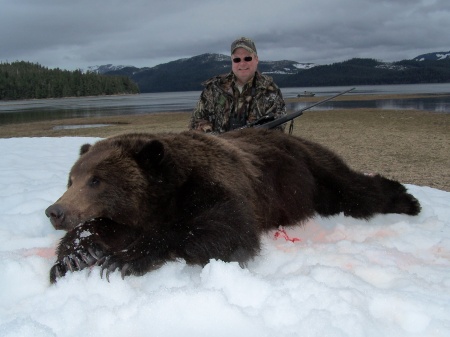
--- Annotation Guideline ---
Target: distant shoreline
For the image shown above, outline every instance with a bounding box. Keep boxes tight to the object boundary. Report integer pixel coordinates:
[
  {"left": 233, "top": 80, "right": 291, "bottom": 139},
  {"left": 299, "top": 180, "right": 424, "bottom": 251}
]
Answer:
[
  {"left": 2, "top": 92, "right": 448, "bottom": 103},
  {"left": 285, "top": 92, "right": 450, "bottom": 103},
  {"left": 0, "top": 92, "right": 139, "bottom": 104}
]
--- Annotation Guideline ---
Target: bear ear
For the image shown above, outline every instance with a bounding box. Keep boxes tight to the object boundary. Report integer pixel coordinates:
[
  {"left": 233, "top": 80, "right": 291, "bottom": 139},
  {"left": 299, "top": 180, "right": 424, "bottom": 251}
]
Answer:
[
  {"left": 136, "top": 140, "right": 165, "bottom": 168},
  {"left": 79, "top": 144, "right": 91, "bottom": 155}
]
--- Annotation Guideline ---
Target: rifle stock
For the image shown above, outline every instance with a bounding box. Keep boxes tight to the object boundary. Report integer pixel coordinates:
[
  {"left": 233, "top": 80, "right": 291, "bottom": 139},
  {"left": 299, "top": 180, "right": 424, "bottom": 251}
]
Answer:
[{"left": 251, "top": 87, "right": 355, "bottom": 130}]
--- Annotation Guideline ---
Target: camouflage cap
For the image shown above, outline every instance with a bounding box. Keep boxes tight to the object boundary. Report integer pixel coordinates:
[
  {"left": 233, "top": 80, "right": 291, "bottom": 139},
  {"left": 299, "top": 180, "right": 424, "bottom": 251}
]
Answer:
[{"left": 231, "top": 37, "right": 257, "bottom": 55}]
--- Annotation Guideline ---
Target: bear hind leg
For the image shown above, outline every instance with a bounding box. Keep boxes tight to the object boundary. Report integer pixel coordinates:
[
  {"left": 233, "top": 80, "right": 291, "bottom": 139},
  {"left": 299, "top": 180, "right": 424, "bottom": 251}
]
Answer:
[
  {"left": 315, "top": 173, "right": 421, "bottom": 220},
  {"left": 340, "top": 174, "right": 421, "bottom": 219},
  {"left": 375, "top": 175, "right": 421, "bottom": 215}
]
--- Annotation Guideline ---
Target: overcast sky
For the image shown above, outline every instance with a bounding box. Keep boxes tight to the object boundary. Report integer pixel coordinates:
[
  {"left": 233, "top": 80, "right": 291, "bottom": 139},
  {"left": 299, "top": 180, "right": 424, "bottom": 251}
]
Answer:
[{"left": 1, "top": 0, "right": 449, "bottom": 70}]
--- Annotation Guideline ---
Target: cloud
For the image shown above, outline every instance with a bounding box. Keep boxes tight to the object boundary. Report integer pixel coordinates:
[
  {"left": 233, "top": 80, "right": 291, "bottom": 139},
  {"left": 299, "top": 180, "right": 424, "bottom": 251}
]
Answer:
[{"left": 0, "top": 0, "right": 449, "bottom": 70}]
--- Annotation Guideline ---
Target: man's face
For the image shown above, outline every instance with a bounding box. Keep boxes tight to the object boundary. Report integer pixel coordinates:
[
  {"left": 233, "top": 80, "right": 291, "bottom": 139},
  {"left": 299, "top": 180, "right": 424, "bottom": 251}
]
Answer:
[{"left": 231, "top": 48, "right": 258, "bottom": 86}]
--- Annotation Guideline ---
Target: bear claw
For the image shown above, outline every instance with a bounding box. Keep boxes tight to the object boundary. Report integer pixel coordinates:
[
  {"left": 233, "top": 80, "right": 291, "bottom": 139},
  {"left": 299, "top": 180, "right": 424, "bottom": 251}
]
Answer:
[
  {"left": 71, "top": 254, "right": 87, "bottom": 270},
  {"left": 79, "top": 251, "right": 96, "bottom": 265},
  {"left": 99, "top": 257, "right": 120, "bottom": 282},
  {"left": 121, "top": 263, "right": 130, "bottom": 279},
  {"left": 88, "top": 247, "right": 104, "bottom": 260},
  {"left": 54, "top": 266, "right": 62, "bottom": 279}
]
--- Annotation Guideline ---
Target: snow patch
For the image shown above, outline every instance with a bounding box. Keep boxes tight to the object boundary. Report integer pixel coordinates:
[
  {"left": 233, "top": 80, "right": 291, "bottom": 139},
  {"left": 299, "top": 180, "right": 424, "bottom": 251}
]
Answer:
[{"left": 0, "top": 137, "right": 449, "bottom": 337}]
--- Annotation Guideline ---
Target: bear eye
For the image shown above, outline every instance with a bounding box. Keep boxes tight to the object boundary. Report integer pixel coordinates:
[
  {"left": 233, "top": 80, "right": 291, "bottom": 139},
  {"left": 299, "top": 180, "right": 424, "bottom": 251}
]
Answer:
[{"left": 89, "top": 176, "right": 101, "bottom": 187}]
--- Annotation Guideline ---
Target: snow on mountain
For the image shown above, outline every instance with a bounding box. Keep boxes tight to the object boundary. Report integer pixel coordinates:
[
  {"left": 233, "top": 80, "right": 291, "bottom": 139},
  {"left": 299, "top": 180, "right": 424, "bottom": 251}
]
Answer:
[
  {"left": 85, "top": 64, "right": 134, "bottom": 74},
  {"left": 293, "top": 62, "right": 315, "bottom": 70},
  {"left": 436, "top": 52, "right": 450, "bottom": 60},
  {"left": 413, "top": 51, "right": 450, "bottom": 61},
  {"left": 375, "top": 63, "right": 408, "bottom": 71}
]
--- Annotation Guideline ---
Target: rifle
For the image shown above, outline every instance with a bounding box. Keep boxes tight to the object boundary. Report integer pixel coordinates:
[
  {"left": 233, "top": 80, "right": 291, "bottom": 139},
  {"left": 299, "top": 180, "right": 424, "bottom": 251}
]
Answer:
[{"left": 242, "top": 87, "right": 355, "bottom": 130}]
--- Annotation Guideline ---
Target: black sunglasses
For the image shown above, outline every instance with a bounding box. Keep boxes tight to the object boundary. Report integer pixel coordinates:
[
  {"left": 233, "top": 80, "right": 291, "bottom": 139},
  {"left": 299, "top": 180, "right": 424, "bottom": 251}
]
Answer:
[{"left": 232, "top": 56, "right": 253, "bottom": 63}]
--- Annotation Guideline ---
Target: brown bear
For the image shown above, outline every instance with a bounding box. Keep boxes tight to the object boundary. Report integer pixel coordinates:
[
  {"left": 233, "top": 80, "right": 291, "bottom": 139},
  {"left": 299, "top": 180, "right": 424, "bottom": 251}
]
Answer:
[{"left": 46, "top": 128, "right": 421, "bottom": 283}]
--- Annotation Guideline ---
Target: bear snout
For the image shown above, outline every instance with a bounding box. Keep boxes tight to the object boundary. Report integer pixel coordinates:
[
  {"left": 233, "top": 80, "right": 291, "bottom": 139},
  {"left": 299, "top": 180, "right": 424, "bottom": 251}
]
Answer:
[{"left": 45, "top": 204, "right": 66, "bottom": 230}]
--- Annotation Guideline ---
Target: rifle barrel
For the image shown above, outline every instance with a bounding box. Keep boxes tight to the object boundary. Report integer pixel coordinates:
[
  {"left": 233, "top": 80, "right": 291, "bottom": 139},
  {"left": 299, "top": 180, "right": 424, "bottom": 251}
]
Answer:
[{"left": 256, "top": 87, "right": 355, "bottom": 130}]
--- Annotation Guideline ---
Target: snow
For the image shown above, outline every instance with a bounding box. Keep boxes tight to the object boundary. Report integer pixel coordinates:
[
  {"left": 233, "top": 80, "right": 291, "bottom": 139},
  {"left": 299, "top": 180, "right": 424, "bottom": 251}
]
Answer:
[
  {"left": 436, "top": 53, "right": 450, "bottom": 60},
  {"left": 0, "top": 137, "right": 449, "bottom": 337},
  {"left": 293, "top": 63, "right": 315, "bottom": 69},
  {"left": 375, "top": 63, "right": 408, "bottom": 71}
]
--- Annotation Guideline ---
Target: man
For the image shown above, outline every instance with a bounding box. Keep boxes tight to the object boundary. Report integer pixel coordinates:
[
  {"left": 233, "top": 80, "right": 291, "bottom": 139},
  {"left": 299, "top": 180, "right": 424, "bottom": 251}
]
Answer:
[{"left": 189, "top": 37, "right": 287, "bottom": 134}]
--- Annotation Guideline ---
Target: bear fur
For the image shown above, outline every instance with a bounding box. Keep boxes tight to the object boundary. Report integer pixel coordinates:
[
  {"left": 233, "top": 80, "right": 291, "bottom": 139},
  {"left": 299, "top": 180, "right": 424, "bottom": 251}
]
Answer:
[{"left": 46, "top": 128, "right": 421, "bottom": 283}]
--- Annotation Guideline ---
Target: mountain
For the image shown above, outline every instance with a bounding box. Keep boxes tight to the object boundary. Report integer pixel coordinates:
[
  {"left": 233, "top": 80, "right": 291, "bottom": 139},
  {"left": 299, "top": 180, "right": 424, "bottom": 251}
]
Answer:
[
  {"left": 99, "top": 53, "right": 314, "bottom": 92},
  {"left": 413, "top": 51, "right": 450, "bottom": 61},
  {"left": 89, "top": 54, "right": 312, "bottom": 76},
  {"left": 277, "top": 57, "right": 450, "bottom": 87},
  {"left": 93, "top": 52, "right": 450, "bottom": 93}
]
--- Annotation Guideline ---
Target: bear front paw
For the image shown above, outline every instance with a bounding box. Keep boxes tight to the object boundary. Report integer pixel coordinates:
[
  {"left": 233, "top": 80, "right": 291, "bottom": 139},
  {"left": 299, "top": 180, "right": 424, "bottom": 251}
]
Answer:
[
  {"left": 97, "top": 253, "right": 154, "bottom": 281},
  {"left": 97, "top": 248, "right": 168, "bottom": 282},
  {"left": 50, "top": 245, "right": 107, "bottom": 283}
]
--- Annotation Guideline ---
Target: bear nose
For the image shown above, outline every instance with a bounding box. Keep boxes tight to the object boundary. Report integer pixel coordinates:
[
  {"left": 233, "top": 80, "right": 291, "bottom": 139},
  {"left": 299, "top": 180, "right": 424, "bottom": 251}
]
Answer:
[{"left": 45, "top": 204, "right": 65, "bottom": 229}]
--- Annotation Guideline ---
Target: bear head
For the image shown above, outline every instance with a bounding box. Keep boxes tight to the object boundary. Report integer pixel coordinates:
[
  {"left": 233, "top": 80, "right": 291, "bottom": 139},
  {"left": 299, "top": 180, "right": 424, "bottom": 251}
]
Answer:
[{"left": 45, "top": 135, "right": 184, "bottom": 231}]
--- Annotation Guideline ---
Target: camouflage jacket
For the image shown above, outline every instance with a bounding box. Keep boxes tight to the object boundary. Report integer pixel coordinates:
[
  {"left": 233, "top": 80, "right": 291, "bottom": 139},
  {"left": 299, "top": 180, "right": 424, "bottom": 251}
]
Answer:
[{"left": 189, "top": 71, "right": 286, "bottom": 133}]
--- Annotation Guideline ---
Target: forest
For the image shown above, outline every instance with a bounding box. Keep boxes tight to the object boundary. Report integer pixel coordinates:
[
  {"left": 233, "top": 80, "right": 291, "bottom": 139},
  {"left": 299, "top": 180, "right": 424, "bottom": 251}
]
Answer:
[{"left": 0, "top": 61, "right": 139, "bottom": 100}]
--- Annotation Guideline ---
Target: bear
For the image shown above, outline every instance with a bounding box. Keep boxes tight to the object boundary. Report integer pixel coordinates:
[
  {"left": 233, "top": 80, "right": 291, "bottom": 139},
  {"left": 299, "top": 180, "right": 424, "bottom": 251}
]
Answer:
[{"left": 45, "top": 128, "right": 421, "bottom": 283}]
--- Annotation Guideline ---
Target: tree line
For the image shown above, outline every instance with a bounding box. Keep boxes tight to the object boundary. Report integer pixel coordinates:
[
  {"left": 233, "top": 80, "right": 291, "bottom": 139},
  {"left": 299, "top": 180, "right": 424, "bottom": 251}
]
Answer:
[{"left": 0, "top": 61, "right": 139, "bottom": 100}]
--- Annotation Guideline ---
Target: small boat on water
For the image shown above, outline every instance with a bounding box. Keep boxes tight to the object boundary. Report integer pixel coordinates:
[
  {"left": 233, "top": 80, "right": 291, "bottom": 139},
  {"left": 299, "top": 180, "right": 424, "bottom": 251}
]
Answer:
[{"left": 297, "top": 91, "right": 315, "bottom": 97}]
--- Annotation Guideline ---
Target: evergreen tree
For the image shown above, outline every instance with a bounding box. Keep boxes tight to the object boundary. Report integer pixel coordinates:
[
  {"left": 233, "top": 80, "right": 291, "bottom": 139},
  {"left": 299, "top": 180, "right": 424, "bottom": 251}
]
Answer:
[{"left": 0, "top": 61, "right": 140, "bottom": 100}]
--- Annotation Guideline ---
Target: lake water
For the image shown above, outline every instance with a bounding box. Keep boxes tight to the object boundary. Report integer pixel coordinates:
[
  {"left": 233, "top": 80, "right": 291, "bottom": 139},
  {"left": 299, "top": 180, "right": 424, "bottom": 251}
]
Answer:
[{"left": 0, "top": 83, "right": 449, "bottom": 125}]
